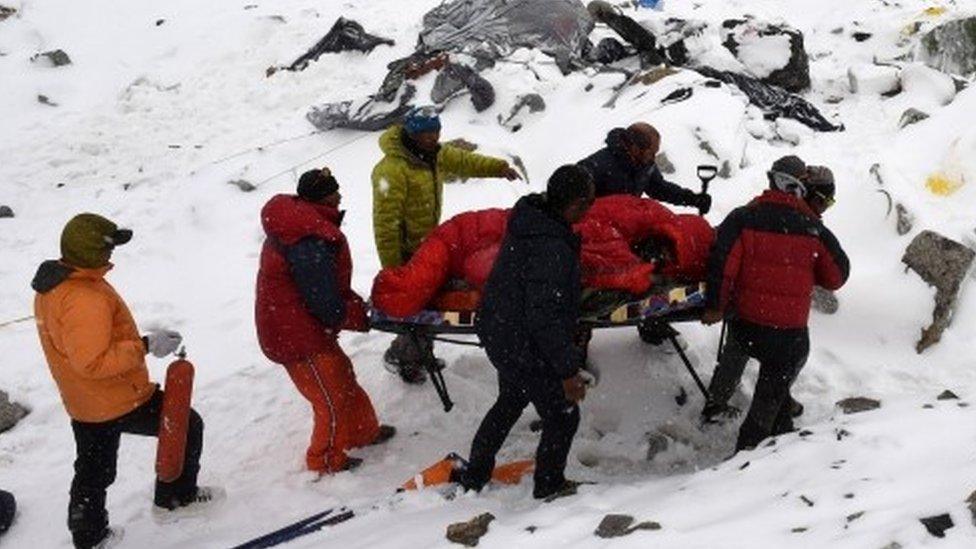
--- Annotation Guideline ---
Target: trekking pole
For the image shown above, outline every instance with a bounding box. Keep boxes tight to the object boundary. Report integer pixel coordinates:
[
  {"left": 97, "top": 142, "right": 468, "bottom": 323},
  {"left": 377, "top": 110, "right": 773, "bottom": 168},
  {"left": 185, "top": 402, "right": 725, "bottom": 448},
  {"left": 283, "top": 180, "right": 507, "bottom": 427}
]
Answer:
[
  {"left": 663, "top": 324, "right": 710, "bottom": 400},
  {"left": 0, "top": 315, "right": 34, "bottom": 329}
]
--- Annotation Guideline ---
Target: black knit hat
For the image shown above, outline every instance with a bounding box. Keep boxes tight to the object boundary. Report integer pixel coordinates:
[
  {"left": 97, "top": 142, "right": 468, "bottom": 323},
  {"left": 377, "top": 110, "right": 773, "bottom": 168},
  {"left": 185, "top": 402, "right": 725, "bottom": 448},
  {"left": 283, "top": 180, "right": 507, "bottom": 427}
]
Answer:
[{"left": 297, "top": 168, "right": 339, "bottom": 202}]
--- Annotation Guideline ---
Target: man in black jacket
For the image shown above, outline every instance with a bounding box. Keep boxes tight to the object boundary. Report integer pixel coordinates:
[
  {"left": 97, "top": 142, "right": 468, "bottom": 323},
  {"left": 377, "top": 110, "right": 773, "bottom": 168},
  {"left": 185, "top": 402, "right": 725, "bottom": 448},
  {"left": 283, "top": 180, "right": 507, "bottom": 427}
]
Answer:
[
  {"left": 577, "top": 122, "right": 711, "bottom": 212},
  {"left": 460, "top": 165, "right": 595, "bottom": 500}
]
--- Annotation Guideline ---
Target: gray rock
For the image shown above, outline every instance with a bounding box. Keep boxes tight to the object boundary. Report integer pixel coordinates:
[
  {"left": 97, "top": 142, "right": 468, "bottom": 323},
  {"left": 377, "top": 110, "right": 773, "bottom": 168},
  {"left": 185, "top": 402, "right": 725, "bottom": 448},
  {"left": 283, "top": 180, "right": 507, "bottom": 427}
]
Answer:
[
  {"left": 919, "top": 17, "right": 976, "bottom": 77},
  {"left": 37, "top": 94, "right": 59, "bottom": 107},
  {"left": 446, "top": 513, "right": 495, "bottom": 547},
  {"left": 0, "top": 205, "right": 13, "bottom": 218},
  {"left": 655, "top": 152, "right": 676, "bottom": 174},
  {"left": 895, "top": 203, "right": 914, "bottom": 235},
  {"left": 837, "top": 397, "right": 881, "bottom": 414},
  {"left": 595, "top": 514, "right": 661, "bottom": 538},
  {"left": 919, "top": 513, "right": 954, "bottom": 538},
  {"left": 902, "top": 231, "right": 976, "bottom": 353},
  {"left": 32, "top": 49, "right": 72, "bottom": 67},
  {"left": 0, "top": 390, "right": 28, "bottom": 434},
  {"left": 228, "top": 180, "right": 257, "bottom": 192},
  {"left": 937, "top": 390, "right": 959, "bottom": 400},
  {"left": 812, "top": 286, "right": 839, "bottom": 314},
  {"left": 898, "top": 108, "right": 930, "bottom": 129},
  {"left": 0, "top": 5, "right": 15, "bottom": 21}
]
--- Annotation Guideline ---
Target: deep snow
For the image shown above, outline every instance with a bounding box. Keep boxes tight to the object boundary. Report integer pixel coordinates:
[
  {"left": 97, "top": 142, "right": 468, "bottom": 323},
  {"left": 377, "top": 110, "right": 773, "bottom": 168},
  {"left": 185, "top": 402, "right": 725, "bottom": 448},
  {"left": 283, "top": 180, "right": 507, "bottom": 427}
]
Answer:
[{"left": 1, "top": 0, "right": 976, "bottom": 548}]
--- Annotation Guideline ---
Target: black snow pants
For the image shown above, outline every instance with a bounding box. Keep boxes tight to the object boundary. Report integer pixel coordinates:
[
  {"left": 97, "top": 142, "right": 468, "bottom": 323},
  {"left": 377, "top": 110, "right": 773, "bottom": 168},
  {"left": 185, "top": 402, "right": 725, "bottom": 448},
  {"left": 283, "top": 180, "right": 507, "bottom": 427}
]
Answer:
[
  {"left": 462, "top": 370, "right": 580, "bottom": 499},
  {"left": 720, "top": 321, "right": 809, "bottom": 452},
  {"left": 69, "top": 388, "right": 203, "bottom": 548}
]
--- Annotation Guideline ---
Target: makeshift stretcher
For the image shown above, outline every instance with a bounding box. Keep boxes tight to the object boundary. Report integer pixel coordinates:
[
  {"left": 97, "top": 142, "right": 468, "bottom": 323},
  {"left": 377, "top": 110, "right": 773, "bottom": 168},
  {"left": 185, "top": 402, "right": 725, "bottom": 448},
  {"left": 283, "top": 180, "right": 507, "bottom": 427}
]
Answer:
[{"left": 370, "top": 281, "right": 710, "bottom": 412}]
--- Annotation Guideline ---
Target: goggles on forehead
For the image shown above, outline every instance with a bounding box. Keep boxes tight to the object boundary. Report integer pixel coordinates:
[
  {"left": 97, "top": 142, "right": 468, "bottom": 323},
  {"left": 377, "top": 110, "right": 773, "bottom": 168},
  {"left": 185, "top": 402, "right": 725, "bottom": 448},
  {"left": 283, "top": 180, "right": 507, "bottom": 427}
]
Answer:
[{"left": 770, "top": 171, "right": 807, "bottom": 198}]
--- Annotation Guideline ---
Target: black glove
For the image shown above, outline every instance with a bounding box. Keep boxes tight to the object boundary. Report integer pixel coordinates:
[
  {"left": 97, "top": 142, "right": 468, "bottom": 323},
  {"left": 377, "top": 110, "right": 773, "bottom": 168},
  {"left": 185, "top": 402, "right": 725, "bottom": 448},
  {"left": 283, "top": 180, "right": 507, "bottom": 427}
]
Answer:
[{"left": 693, "top": 193, "right": 712, "bottom": 214}]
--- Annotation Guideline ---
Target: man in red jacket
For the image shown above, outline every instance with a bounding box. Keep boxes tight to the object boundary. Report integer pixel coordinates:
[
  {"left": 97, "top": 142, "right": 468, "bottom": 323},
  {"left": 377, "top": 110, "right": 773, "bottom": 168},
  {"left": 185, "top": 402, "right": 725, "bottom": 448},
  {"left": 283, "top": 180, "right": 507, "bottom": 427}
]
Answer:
[
  {"left": 701, "top": 156, "right": 849, "bottom": 452},
  {"left": 256, "top": 168, "right": 395, "bottom": 473}
]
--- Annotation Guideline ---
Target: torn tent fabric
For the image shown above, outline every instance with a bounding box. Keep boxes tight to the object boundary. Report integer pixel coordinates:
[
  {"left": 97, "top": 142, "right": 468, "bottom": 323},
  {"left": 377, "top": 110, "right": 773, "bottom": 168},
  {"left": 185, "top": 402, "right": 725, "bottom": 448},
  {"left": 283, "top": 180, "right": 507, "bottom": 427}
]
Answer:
[
  {"left": 418, "top": 0, "right": 594, "bottom": 62},
  {"left": 371, "top": 195, "right": 714, "bottom": 318},
  {"left": 286, "top": 17, "right": 394, "bottom": 72},
  {"left": 696, "top": 67, "right": 843, "bottom": 132}
]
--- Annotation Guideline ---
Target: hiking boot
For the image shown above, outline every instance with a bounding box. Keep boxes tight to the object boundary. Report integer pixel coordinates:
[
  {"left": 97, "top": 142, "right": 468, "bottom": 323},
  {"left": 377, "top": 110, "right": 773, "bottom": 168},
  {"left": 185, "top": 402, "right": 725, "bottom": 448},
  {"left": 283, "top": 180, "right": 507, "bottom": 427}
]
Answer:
[
  {"left": 152, "top": 486, "right": 225, "bottom": 523},
  {"left": 700, "top": 401, "right": 741, "bottom": 425},
  {"left": 383, "top": 350, "right": 434, "bottom": 385},
  {"left": 92, "top": 527, "right": 124, "bottom": 549},
  {"left": 789, "top": 397, "right": 804, "bottom": 418},
  {"left": 536, "top": 479, "right": 587, "bottom": 502},
  {"left": 368, "top": 425, "right": 397, "bottom": 446}
]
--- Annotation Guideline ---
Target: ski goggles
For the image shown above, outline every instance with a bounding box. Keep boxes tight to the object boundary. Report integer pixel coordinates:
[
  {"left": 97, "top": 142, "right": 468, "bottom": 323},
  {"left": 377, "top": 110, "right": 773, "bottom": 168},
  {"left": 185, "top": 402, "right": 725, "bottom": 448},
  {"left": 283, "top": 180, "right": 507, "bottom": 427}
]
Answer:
[{"left": 810, "top": 190, "right": 836, "bottom": 209}]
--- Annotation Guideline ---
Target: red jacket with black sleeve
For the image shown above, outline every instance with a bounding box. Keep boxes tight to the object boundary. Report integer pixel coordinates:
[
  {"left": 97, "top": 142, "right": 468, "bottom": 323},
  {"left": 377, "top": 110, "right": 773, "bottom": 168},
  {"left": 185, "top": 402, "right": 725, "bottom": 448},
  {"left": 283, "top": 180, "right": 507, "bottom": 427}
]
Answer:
[{"left": 705, "top": 190, "right": 850, "bottom": 329}]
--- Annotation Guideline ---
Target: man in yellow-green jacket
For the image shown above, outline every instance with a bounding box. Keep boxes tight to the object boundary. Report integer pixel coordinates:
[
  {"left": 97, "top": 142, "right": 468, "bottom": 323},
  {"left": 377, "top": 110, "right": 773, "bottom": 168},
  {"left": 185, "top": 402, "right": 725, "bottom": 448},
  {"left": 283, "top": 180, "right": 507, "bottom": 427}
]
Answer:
[{"left": 372, "top": 106, "right": 522, "bottom": 383}]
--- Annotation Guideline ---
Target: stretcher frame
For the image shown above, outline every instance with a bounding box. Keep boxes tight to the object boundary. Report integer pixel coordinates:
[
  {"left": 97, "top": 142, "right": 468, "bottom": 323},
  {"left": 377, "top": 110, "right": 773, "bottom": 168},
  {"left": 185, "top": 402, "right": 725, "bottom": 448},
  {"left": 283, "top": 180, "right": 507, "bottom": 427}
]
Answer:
[{"left": 370, "top": 282, "right": 710, "bottom": 412}]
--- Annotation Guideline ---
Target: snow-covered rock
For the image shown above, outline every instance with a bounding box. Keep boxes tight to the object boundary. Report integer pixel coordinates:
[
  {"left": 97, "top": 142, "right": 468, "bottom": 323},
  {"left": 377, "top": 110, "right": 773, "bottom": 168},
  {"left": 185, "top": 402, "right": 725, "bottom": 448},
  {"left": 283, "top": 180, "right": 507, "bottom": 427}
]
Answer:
[
  {"left": 900, "top": 63, "right": 956, "bottom": 107},
  {"left": 918, "top": 16, "right": 976, "bottom": 77},
  {"left": 721, "top": 18, "right": 810, "bottom": 92}
]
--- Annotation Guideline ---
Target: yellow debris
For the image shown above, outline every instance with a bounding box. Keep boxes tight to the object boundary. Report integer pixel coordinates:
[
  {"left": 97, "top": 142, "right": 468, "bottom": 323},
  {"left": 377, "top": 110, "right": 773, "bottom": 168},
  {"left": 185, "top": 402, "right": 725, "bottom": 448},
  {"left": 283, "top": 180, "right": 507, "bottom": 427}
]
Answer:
[
  {"left": 922, "top": 6, "right": 947, "bottom": 17},
  {"left": 925, "top": 173, "right": 963, "bottom": 196}
]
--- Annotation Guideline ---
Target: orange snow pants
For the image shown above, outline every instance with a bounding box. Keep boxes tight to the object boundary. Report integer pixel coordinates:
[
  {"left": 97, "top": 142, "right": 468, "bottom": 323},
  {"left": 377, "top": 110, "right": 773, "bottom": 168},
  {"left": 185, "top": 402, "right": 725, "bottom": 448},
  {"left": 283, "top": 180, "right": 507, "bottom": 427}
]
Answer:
[{"left": 285, "top": 345, "right": 380, "bottom": 473}]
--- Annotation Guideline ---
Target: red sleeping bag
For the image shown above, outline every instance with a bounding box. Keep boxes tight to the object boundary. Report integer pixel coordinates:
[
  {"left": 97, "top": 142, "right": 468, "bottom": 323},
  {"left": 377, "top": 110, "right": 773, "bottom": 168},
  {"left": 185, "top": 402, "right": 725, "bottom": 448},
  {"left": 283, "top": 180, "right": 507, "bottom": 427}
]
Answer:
[{"left": 372, "top": 195, "right": 714, "bottom": 318}]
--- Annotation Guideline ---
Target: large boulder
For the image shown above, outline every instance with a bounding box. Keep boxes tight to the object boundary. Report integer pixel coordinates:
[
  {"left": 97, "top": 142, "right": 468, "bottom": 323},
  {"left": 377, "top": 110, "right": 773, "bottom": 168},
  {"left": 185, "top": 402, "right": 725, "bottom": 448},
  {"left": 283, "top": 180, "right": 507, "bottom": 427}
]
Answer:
[
  {"left": 918, "top": 17, "right": 976, "bottom": 77},
  {"left": 722, "top": 18, "right": 810, "bottom": 92},
  {"left": 902, "top": 231, "right": 975, "bottom": 353}
]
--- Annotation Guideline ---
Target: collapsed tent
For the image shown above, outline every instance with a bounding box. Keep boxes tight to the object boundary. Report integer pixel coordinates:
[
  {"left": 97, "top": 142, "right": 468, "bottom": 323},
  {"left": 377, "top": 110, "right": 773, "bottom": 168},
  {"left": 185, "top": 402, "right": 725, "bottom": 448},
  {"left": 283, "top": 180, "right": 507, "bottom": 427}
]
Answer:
[
  {"left": 696, "top": 67, "right": 843, "bottom": 132},
  {"left": 418, "top": 0, "right": 594, "bottom": 63},
  {"left": 371, "top": 195, "right": 714, "bottom": 318}
]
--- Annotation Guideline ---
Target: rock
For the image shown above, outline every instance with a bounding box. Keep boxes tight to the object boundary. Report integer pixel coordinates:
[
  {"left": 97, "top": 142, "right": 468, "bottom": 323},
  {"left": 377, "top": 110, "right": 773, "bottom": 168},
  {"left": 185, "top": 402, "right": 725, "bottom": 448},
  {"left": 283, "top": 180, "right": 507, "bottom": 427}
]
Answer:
[
  {"left": 655, "top": 152, "right": 675, "bottom": 175},
  {"left": 846, "top": 511, "right": 865, "bottom": 523},
  {"left": 937, "top": 390, "right": 959, "bottom": 400},
  {"left": 155, "top": 18, "right": 165, "bottom": 26},
  {"left": 594, "top": 514, "right": 661, "bottom": 538},
  {"left": 895, "top": 203, "right": 914, "bottom": 235},
  {"left": 0, "top": 4, "right": 15, "bottom": 21},
  {"left": 228, "top": 179, "right": 257, "bottom": 192},
  {"left": 966, "top": 491, "right": 976, "bottom": 526},
  {"left": 447, "top": 513, "right": 495, "bottom": 547},
  {"left": 898, "top": 108, "right": 929, "bottom": 129},
  {"left": 0, "top": 391, "right": 29, "bottom": 434},
  {"left": 722, "top": 18, "right": 810, "bottom": 92},
  {"left": 836, "top": 397, "right": 881, "bottom": 414},
  {"left": 848, "top": 64, "right": 900, "bottom": 95},
  {"left": 31, "top": 49, "right": 72, "bottom": 67},
  {"left": 919, "top": 17, "right": 976, "bottom": 78},
  {"left": 919, "top": 513, "right": 954, "bottom": 538},
  {"left": 497, "top": 93, "right": 545, "bottom": 132},
  {"left": 900, "top": 63, "right": 956, "bottom": 106},
  {"left": 880, "top": 543, "right": 903, "bottom": 549},
  {"left": 902, "top": 231, "right": 976, "bottom": 353},
  {"left": 718, "top": 160, "right": 733, "bottom": 179},
  {"left": 596, "top": 514, "right": 634, "bottom": 538},
  {"left": 811, "top": 286, "right": 839, "bottom": 314},
  {"left": 0, "top": 205, "right": 13, "bottom": 218},
  {"left": 852, "top": 32, "right": 873, "bottom": 42},
  {"left": 645, "top": 432, "right": 669, "bottom": 461}
]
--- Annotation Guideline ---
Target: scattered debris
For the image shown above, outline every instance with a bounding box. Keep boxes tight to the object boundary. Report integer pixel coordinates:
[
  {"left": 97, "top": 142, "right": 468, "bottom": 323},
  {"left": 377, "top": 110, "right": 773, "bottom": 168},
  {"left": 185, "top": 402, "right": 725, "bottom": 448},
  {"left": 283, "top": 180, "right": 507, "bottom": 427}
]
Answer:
[
  {"left": 674, "top": 386, "right": 688, "bottom": 407},
  {"left": 852, "top": 32, "right": 872, "bottom": 42},
  {"left": 155, "top": 18, "right": 165, "bottom": 26},
  {"left": 498, "top": 93, "right": 545, "bottom": 132},
  {"left": 446, "top": 513, "right": 495, "bottom": 547},
  {"left": 228, "top": 180, "right": 257, "bottom": 192},
  {"left": 432, "top": 62, "right": 495, "bottom": 112},
  {"left": 902, "top": 231, "right": 975, "bottom": 353},
  {"left": 274, "top": 17, "right": 394, "bottom": 75},
  {"left": 31, "top": 49, "right": 72, "bottom": 67},
  {"left": 966, "top": 491, "right": 976, "bottom": 526},
  {"left": 37, "top": 94, "right": 58, "bottom": 107},
  {"left": 645, "top": 432, "right": 669, "bottom": 461},
  {"left": 0, "top": 390, "right": 29, "bottom": 434},
  {"left": 846, "top": 511, "right": 865, "bottom": 523},
  {"left": 923, "top": 403, "right": 935, "bottom": 409},
  {"left": 791, "top": 527, "right": 808, "bottom": 533},
  {"left": 798, "top": 429, "right": 813, "bottom": 437},
  {"left": 799, "top": 495, "right": 815, "bottom": 507},
  {"left": 0, "top": 4, "right": 15, "bottom": 21},
  {"left": 594, "top": 514, "right": 661, "bottom": 538},
  {"left": 837, "top": 397, "right": 881, "bottom": 414},
  {"left": 0, "top": 205, "right": 13, "bottom": 218},
  {"left": 894, "top": 203, "right": 914, "bottom": 235},
  {"left": 919, "top": 513, "right": 954, "bottom": 538},
  {"left": 937, "top": 390, "right": 959, "bottom": 400},
  {"left": 898, "top": 108, "right": 929, "bottom": 129}
]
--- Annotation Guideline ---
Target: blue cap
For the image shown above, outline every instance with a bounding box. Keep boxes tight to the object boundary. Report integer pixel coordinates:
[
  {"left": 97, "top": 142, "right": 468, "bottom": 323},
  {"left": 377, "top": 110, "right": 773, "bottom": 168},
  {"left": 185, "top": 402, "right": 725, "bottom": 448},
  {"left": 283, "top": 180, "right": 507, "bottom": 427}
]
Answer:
[{"left": 403, "top": 106, "right": 441, "bottom": 135}]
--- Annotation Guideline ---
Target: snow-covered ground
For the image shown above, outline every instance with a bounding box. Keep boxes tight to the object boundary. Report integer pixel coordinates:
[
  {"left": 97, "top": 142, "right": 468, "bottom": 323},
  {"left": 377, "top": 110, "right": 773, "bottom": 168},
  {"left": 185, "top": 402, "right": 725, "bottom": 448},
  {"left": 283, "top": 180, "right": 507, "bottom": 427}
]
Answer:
[{"left": 2, "top": 0, "right": 976, "bottom": 547}]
